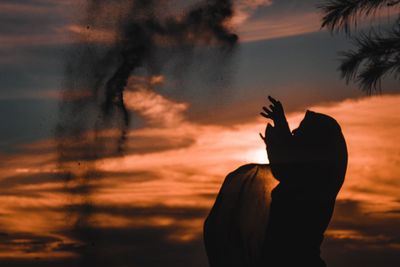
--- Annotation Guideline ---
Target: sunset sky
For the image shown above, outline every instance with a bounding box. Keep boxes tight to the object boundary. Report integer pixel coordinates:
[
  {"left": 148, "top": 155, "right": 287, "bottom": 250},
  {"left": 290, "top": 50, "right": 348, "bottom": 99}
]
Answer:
[{"left": 1, "top": 1, "right": 400, "bottom": 267}]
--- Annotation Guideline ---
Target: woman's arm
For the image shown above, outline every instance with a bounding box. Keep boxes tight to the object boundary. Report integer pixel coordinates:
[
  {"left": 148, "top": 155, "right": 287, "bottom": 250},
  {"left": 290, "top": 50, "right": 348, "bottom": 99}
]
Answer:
[
  {"left": 260, "top": 96, "right": 294, "bottom": 182},
  {"left": 260, "top": 96, "right": 290, "bottom": 136}
]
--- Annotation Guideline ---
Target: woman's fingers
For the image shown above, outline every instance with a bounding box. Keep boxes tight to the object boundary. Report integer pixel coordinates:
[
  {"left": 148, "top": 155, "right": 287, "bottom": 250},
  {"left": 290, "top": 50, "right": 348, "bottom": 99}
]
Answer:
[
  {"left": 269, "top": 104, "right": 275, "bottom": 111},
  {"left": 260, "top": 112, "right": 272, "bottom": 119},
  {"left": 261, "top": 96, "right": 284, "bottom": 123},
  {"left": 268, "top": 96, "right": 279, "bottom": 105},
  {"left": 261, "top": 107, "right": 274, "bottom": 118},
  {"left": 262, "top": 106, "right": 272, "bottom": 113}
]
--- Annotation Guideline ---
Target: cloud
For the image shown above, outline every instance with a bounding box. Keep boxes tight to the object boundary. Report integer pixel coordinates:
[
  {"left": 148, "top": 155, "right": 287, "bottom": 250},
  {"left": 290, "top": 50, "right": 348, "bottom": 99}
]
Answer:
[
  {"left": 305, "top": 95, "right": 400, "bottom": 207},
  {"left": 0, "top": 0, "right": 318, "bottom": 49},
  {"left": 0, "top": 231, "right": 76, "bottom": 259},
  {"left": 124, "top": 76, "right": 188, "bottom": 127},
  {"left": 1, "top": 1, "right": 400, "bottom": 265},
  {"left": 322, "top": 198, "right": 400, "bottom": 266},
  {"left": 0, "top": 1, "right": 78, "bottom": 48},
  {"left": 0, "top": 86, "right": 270, "bottom": 262},
  {"left": 232, "top": 0, "right": 273, "bottom": 26},
  {"left": 238, "top": 11, "right": 321, "bottom": 42},
  {"left": 65, "top": 24, "right": 116, "bottom": 44}
]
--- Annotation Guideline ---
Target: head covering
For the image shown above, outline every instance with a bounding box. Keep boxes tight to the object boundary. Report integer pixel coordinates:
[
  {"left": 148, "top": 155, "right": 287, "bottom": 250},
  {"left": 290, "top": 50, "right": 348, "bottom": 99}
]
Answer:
[{"left": 290, "top": 110, "right": 348, "bottom": 196}]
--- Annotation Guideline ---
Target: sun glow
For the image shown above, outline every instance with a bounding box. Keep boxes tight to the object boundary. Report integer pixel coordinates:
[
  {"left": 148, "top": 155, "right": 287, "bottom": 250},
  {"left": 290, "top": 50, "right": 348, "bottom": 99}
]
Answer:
[{"left": 244, "top": 147, "right": 269, "bottom": 164}]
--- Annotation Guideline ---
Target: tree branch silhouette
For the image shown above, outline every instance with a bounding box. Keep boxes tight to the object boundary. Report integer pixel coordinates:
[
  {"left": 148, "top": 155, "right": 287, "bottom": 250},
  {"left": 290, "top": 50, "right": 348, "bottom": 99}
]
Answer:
[{"left": 319, "top": 0, "right": 400, "bottom": 93}]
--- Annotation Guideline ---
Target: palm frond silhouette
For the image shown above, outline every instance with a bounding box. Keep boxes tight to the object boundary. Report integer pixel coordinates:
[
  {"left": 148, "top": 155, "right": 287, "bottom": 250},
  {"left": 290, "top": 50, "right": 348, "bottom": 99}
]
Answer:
[{"left": 319, "top": 0, "right": 400, "bottom": 93}]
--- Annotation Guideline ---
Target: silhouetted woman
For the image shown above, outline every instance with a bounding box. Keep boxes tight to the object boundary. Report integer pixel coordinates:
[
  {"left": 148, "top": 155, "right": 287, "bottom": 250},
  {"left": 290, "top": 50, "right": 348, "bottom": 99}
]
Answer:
[{"left": 204, "top": 96, "right": 347, "bottom": 267}]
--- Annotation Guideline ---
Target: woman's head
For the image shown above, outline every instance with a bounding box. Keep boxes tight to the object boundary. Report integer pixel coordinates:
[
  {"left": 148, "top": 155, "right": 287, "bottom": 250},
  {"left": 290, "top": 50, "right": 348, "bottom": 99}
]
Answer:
[
  {"left": 293, "top": 111, "right": 344, "bottom": 154},
  {"left": 293, "top": 111, "right": 341, "bottom": 143},
  {"left": 292, "top": 111, "right": 348, "bottom": 190}
]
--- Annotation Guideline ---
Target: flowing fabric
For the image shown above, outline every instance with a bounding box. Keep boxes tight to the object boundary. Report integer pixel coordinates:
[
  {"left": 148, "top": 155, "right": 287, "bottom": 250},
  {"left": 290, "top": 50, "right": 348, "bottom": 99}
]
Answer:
[{"left": 203, "top": 164, "right": 276, "bottom": 267}]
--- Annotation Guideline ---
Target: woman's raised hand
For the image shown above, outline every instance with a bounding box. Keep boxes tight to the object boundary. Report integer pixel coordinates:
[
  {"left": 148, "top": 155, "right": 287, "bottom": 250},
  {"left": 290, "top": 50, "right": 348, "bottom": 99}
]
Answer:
[
  {"left": 260, "top": 96, "right": 286, "bottom": 127},
  {"left": 259, "top": 96, "right": 290, "bottom": 142}
]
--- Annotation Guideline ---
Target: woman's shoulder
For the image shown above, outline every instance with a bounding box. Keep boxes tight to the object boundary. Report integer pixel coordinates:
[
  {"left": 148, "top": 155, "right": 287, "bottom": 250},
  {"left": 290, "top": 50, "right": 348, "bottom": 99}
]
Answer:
[
  {"left": 227, "top": 163, "right": 270, "bottom": 177},
  {"left": 221, "top": 163, "right": 275, "bottom": 194}
]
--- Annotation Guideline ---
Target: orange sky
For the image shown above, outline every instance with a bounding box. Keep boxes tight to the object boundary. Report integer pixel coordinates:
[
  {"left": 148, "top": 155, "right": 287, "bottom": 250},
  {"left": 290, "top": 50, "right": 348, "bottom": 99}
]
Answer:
[
  {"left": 1, "top": 1, "right": 400, "bottom": 266},
  {"left": 1, "top": 90, "right": 399, "bottom": 263}
]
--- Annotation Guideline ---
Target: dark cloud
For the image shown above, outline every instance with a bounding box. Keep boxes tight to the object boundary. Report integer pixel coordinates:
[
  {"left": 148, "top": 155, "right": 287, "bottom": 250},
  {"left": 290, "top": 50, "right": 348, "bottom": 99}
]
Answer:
[
  {"left": 54, "top": 203, "right": 210, "bottom": 267},
  {"left": 385, "top": 210, "right": 400, "bottom": 214},
  {"left": 0, "top": 232, "right": 63, "bottom": 253},
  {"left": 56, "top": 134, "right": 195, "bottom": 162},
  {"left": 323, "top": 237, "right": 400, "bottom": 267},
  {"left": 330, "top": 200, "right": 400, "bottom": 238},
  {"left": 62, "top": 204, "right": 209, "bottom": 221},
  {"left": 0, "top": 170, "right": 162, "bottom": 195},
  {"left": 1, "top": 204, "right": 210, "bottom": 267},
  {"left": 247, "top": 0, "right": 318, "bottom": 22},
  {"left": 59, "top": 226, "right": 208, "bottom": 267},
  {"left": 322, "top": 199, "right": 400, "bottom": 266},
  {"left": 0, "top": 176, "right": 212, "bottom": 266},
  {"left": 0, "top": 172, "right": 61, "bottom": 188},
  {"left": 0, "top": 259, "right": 77, "bottom": 267},
  {"left": 4, "top": 190, "right": 399, "bottom": 267}
]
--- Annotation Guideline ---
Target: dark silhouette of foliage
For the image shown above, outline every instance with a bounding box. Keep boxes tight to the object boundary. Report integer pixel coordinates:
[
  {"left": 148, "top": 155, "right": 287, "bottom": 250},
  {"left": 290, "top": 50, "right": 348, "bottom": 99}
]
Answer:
[{"left": 319, "top": 0, "right": 400, "bottom": 93}]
